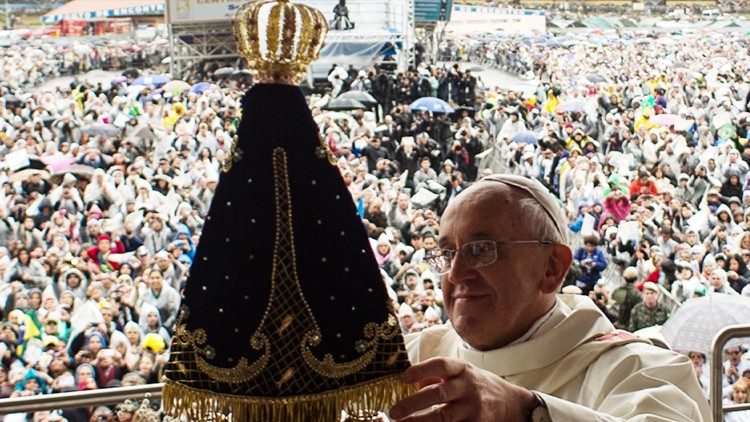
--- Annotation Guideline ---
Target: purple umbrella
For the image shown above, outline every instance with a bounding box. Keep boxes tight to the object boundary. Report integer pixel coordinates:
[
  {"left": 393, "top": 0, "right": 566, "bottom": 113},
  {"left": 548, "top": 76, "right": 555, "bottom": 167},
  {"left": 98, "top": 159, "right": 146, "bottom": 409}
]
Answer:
[
  {"left": 190, "top": 82, "right": 214, "bottom": 94},
  {"left": 132, "top": 74, "right": 171, "bottom": 87}
]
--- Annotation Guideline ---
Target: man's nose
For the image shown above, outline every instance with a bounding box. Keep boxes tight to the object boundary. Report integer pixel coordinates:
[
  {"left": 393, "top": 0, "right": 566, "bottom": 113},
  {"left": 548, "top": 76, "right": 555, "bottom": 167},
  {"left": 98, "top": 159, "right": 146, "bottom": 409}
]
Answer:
[{"left": 446, "top": 253, "right": 475, "bottom": 285}]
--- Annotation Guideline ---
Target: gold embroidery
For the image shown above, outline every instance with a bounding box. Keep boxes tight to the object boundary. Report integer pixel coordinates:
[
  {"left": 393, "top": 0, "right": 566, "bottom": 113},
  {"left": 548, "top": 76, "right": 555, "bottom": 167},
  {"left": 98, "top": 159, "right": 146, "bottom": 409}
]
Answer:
[
  {"left": 221, "top": 140, "right": 243, "bottom": 173},
  {"left": 171, "top": 317, "right": 270, "bottom": 383},
  {"left": 167, "top": 147, "right": 409, "bottom": 394},
  {"left": 301, "top": 318, "right": 402, "bottom": 379}
]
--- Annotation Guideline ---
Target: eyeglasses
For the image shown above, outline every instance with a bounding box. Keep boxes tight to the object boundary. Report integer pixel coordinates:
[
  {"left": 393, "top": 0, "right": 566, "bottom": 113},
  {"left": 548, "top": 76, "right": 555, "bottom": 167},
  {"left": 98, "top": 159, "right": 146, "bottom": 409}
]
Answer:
[
  {"left": 727, "top": 350, "right": 742, "bottom": 355},
  {"left": 425, "top": 240, "right": 554, "bottom": 274}
]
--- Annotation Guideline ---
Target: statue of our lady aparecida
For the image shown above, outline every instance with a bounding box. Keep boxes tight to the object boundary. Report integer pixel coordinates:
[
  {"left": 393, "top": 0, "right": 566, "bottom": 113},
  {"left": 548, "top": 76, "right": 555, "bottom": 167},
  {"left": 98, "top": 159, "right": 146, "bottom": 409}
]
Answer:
[{"left": 162, "top": 1, "right": 415, "bottom": 420}]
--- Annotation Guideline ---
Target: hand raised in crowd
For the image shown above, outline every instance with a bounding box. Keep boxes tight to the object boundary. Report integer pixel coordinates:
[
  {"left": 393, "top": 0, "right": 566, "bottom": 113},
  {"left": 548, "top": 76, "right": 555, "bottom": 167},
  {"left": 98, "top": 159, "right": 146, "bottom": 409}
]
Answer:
[{"left": 389, "top": 358, "right": 534, "bottom": 422}]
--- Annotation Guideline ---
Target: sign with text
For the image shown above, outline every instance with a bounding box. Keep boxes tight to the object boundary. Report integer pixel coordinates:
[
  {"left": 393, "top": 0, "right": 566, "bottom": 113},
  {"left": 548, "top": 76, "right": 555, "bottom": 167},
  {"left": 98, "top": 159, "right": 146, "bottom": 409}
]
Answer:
[
  {"left": 42, "top": 3, "right": 165, "bottom": 24},
  {"left": 415, "top": 0, "right": 452, "bottom": 23}
]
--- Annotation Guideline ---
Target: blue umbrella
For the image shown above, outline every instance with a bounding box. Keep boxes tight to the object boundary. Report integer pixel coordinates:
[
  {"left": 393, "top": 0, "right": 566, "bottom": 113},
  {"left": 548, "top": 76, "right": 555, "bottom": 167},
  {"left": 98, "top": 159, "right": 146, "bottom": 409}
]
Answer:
[
  {"left": 190, "top": 82, "right": 214, "bottom": 94},
  {"left": 511, "top": 131, "right": 540, "bottom": 145},
  {"left": 132, "top": 74, "right": 171, "bottom": 87},
  {"left": 410, "top": 97, "right": 454, "bottom": 114}
]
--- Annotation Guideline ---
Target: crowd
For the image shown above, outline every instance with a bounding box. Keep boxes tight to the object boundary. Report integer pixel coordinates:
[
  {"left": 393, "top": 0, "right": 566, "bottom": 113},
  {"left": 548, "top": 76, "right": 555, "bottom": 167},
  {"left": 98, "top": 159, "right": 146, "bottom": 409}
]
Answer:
[{"left": 1, "top": 24, "right": 750, "bottom": 419}]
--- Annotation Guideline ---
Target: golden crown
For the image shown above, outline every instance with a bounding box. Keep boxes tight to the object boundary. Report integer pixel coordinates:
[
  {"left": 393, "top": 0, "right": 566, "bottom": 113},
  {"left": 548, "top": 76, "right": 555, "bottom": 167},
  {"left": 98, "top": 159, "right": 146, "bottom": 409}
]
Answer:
[{"left": 233, "top": 0, "right": 328, "bottom": 84}]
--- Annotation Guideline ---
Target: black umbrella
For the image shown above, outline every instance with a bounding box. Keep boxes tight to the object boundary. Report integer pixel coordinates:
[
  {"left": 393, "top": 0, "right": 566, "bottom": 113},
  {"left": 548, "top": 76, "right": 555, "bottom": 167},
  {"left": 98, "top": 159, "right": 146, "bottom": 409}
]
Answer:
[
  {"left": 338, "top": 90, "right": 378, "bottom": 107},
  {"left": 122, "top": 68, "right": 141, "bottom": 78},
  {"left": 322, "top": 97, "right": 367, "bottom": 111},
  {"left": 82, "top": 123, "right": 121, "bottom": 137},
  {"left": 452, "top": 106, "right": 476, "bottom": 117}
]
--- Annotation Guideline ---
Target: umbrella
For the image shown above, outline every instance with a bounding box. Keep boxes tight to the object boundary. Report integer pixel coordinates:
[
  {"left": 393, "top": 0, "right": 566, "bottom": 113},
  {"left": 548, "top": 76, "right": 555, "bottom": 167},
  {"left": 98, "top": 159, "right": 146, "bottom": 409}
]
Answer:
[
  {"left": 338, "top": 90, "right": 378, "bottom": 107},
  {"left": 557, "top": 98, "right": 588, "bottom": 113},
  {"left": 8, "top": 169, "right": 50, "bottom": 184},
  {"left": 586, "top": 74, "right": 608, "bottom": 83},
  {"left": 712, "top": 114, "right": 734, "bottom": 130},
  {"left": 233, "top": 69, "right": 253, "bottom": 77},
  {"left": 132, "top": 75, "right": 171, "bottom": 87},
  {"left": 651, "top": 114, "right": 680, "bottom": 126},
  {"left": 51, "top": 165, "right": 95, "bottom": 185},
  {"left": 190, "top": 82, "right": 216, "bottom": 94},
  {"left": 24, "top": 155, "right": 48, "bottom": 171},
  {"left": 313, "top": 111, "right": 352, "bottom": 124},
  {"left": 661, "top": 294, "right": 750, "bottom": 354},
  {"left": 162, "top": 80, "right": 191, "bottom": 94},
  {"left": 72, "top": 44, "right": 92, "bottom": 55},
  {"left": 452, "top": 106, "right": 476, "bottom": 116},
  {"left": 511, "top": 130, "right": 540, "bottom": 145},
  {"left": 410, "top": 97, "right": 455, "bottom": 114},
  {"left": 40, "top": 154, "right": 74, "bottom": 172},
  {"left": 122, "top": 68, "right": 141, "bottom": 78},
  {"left": 214, "top": 67, "right": 235, "bottom": 77},
  {"left": 82, "top": 123, "right": 120, "bottom": 137},
  {"left": 322, "top": 98, "right": 367, "bottom": 111},
  {"left": 651, "top": 114, "right": 692, "bottom": 130}
]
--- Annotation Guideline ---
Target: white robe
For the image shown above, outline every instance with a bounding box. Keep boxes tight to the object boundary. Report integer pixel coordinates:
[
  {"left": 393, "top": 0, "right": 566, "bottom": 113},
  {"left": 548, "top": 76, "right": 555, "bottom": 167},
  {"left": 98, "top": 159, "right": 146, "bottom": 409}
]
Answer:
[{"left": 405, "top": 295, "right": 711, "bottom": 421}]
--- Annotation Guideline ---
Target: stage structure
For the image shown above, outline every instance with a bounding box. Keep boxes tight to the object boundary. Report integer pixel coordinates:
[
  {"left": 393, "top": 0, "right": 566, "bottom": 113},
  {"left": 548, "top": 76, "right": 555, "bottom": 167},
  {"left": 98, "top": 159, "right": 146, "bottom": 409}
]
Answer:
[{"left": 165, "top": 0, "right": 415, "bottom": 78}]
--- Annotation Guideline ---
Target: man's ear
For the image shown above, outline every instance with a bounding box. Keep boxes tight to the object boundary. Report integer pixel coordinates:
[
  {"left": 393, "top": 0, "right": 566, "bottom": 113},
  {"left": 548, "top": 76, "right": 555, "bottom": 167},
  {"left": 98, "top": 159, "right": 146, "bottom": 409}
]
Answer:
[{"left": 540, "top": 244, "right": 573, "bottom": 294}]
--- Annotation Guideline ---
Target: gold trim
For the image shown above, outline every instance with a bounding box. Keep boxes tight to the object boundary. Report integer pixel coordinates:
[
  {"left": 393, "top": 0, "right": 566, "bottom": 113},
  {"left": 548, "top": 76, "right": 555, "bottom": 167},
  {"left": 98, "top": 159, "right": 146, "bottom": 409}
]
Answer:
[{"left": 163, "top": 374, "right": 418, "bottom": 422}]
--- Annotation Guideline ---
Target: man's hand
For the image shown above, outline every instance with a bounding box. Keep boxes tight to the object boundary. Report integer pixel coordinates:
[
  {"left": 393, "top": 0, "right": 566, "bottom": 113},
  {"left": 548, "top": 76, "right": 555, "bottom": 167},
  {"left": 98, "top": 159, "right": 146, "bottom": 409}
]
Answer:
[{"left": 389, "top": 357, "right": 535, "bottom": 422}]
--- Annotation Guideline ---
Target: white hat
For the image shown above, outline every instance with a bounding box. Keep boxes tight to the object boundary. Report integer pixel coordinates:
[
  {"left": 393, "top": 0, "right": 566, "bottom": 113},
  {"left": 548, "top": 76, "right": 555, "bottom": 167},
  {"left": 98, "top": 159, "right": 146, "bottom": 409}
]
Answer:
[{"left": 476, "top": 174, "right": 569, "bottom": 245}]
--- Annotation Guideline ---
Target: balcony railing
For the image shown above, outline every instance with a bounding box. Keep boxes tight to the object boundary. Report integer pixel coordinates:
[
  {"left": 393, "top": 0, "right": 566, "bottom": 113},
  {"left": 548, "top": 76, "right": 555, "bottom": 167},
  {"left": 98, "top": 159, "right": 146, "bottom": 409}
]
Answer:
[{"left": 0, "top": 383, "right": 162, "bottom": 415}]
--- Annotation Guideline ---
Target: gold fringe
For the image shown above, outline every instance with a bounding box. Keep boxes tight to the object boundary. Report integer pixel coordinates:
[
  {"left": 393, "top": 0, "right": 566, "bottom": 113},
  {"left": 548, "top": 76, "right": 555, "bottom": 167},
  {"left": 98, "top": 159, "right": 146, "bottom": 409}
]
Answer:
[{"left": 162, "top": 375, "right": 418, "bottom": 422}]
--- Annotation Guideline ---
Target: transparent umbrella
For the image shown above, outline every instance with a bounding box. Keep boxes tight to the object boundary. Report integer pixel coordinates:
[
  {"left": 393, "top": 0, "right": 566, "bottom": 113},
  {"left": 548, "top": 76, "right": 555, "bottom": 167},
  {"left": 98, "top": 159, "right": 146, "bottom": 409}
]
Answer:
[{"left": 661, "top": 294, "right": 750, "bottom": 355}]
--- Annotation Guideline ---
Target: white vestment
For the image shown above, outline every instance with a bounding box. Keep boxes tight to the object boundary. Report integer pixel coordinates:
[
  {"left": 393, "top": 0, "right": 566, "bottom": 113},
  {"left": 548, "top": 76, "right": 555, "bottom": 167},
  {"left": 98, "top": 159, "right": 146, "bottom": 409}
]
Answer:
[{"left": 405, "top": 295, "right": 711, "bottom": 421}]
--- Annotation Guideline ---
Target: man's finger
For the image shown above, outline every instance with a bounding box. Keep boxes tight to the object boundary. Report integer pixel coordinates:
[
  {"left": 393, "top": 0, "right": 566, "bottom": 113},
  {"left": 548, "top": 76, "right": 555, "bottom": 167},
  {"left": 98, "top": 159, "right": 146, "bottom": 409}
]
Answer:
[
  {"left": 402, "top": 357, "right": 467, "bottom": 384},
  {"left": 418, "top": 376, "right": 442, "bottom": 389},
  {"left": 390, "top": 373, "right": 471, "bottom": 419}
]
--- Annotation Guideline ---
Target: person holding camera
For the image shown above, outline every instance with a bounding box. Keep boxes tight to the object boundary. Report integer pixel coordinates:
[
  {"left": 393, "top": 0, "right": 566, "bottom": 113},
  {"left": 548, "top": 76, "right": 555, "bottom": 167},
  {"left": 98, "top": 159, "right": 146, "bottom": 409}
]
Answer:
[{"left": 572, "top": 235, "right": 607, "bottom": 295}]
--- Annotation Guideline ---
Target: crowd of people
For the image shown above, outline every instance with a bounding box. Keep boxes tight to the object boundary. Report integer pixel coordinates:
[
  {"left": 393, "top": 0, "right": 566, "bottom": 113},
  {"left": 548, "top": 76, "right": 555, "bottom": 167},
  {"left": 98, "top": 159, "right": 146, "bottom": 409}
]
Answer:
[{"left": 1, "top": 23, "right": 750, "bottom": 419}]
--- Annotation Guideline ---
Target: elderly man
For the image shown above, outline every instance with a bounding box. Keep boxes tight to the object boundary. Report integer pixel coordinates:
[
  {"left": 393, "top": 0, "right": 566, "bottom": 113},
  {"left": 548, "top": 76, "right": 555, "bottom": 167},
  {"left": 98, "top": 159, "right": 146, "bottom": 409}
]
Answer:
[{"left": 391, "top": 174, "right": 709, "bottom": 421}]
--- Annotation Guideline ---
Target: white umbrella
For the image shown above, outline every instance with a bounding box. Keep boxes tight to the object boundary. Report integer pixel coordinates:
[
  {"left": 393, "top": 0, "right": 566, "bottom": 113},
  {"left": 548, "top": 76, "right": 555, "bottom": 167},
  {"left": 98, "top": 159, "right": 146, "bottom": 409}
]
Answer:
[
  {"left": 72, "top": 44, "right": 93, "bottom": 55},
  {"left": 661, "top": 294, "right": 750, "bottom": 354}
]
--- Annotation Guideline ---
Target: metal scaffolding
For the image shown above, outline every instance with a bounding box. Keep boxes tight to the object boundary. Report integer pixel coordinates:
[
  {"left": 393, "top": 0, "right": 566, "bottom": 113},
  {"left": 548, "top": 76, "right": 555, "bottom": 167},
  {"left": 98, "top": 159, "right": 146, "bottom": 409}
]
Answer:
[{"left": 166, "top": 0, "right": 415, "bottom": 77}]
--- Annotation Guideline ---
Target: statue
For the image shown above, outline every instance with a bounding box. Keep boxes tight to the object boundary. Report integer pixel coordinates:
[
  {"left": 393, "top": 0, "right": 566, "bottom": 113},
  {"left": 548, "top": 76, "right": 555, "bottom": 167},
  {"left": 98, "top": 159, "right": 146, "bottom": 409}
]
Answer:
[
  {"left": 331, "top": 0, "right": 355, "bottom": 30},
  {"left": 162, "top": 0, "right": 414, "bottom": 420}
]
